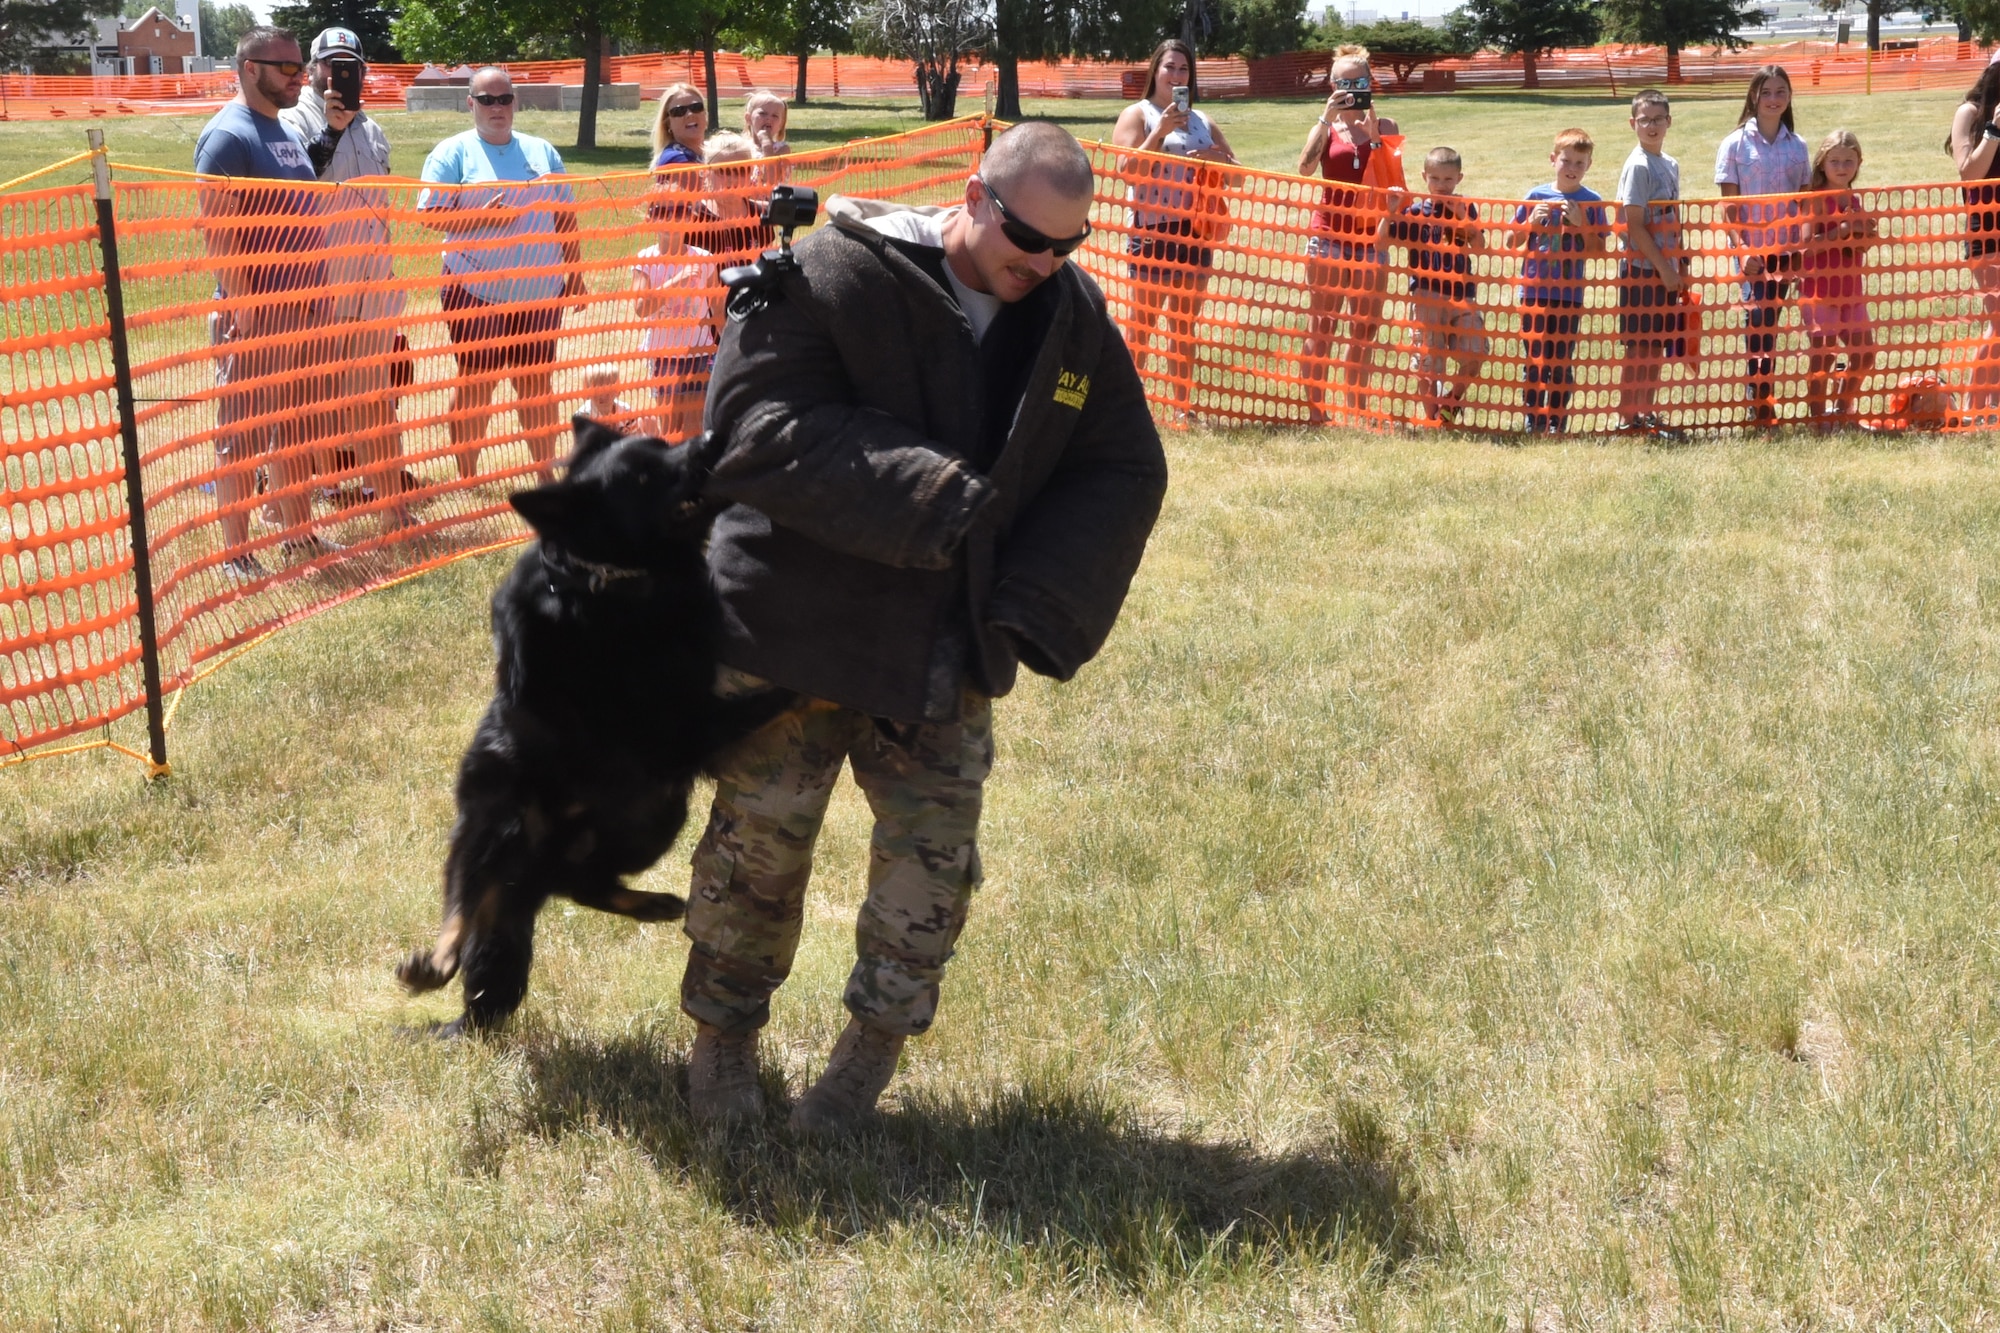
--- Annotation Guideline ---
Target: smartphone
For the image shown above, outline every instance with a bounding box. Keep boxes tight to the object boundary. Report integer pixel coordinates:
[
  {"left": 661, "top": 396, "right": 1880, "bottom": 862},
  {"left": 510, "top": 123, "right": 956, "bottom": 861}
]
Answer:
[
  {"left": 1347, "top": 89, "right": 1372, "bottom": 110},
  {"left": 1172, "top": 84, "right": 1190, "bottom": 114},
  {"left": 328, "top": 58, "right": 363, "bottom": 110}
]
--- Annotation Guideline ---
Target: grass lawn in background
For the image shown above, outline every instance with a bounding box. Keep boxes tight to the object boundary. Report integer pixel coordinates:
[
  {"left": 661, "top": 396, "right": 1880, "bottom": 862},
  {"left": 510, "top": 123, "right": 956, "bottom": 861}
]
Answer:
[
  {"left": 3, "top": 426, "right": 1997, "bottom": 1328},
  {"left": 2, "top": 85, "right": 1976, "bottom": 200}
]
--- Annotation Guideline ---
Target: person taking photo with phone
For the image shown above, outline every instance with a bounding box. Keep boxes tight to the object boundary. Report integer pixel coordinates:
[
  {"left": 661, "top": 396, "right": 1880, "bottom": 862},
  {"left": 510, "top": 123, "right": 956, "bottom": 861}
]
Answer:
[
  {"left": 279, "top": 26, "right": 415, "bottom": 539},
  {"left": 1112, "top": 38, "right": 1240, "bottom": 415},
  {"left": 1297, "top": 45, "right": 1402, "bottom": 424}
]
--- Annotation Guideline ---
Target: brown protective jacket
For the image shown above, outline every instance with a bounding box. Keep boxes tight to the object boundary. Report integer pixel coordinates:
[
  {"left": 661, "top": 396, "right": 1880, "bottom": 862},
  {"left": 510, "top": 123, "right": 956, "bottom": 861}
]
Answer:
[{"left": 702, "top": 195, "right": 1168, "bottom": 722}]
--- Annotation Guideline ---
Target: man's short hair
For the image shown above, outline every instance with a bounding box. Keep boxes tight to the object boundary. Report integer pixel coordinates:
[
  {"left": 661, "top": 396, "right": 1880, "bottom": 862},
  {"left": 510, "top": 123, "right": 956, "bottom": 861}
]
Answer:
[
  {"left": 1425, "top": 146, "right": 1461, "bottom": 170},
  {"left": 236, "top": 25, "right": 299, "bottom": 61},
  {"left": 1553, "top": 127, "right": 1594, "bottom": 155},
  {"left": 980, "top": 121, "right": 1094, "bottom": 201},
  {"left": 1631, "top": 89, "right": 1670, "bottom": 116},
  {"left": 470, "top": 65, "right": 513, "bottom": 89}
]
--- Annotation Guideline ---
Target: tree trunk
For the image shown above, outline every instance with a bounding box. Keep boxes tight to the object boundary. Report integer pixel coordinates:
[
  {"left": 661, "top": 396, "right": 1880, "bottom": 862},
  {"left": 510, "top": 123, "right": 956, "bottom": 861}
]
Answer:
[
  {"left": 795, "top": 41, "right": 809, "bottom": 105},
  {"left": 1866, "top": 4, "right": 1880, "bottom": 49},
  {"left": 1521, "top": 48, "right": 1539, "bottom": 89},
  {"left": 576, "top": 24, "right": 603, "bottom": 153},
  {"left": 1666, "top": 42, "right": 1680, "bottom": 84},
  {"left": 703, "top": 37, "right": 720, "bottom": 125},
  {"left": 1960, "top": 17, "right": 1974, "bottom": 40},
  {"left": 916, "top": 59, "right": 962, "bottom": 120},
  {"left": 995, "top": 47, "right": 1020, "bottom": 120}
]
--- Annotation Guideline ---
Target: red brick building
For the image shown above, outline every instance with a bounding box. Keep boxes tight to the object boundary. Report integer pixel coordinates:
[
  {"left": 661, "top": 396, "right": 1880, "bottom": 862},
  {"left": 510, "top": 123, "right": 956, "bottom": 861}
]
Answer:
[{"left": 119, "top": 7, "right": 197, "bottom": 75}]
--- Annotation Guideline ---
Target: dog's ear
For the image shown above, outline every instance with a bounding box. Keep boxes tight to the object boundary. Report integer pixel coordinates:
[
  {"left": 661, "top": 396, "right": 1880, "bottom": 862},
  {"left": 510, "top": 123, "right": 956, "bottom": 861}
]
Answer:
[
  {"left": 569, "top": 415, "right": 625, "bottom": 469},
  {"left": 510, "top": 481, "right": 585, "bottom": 544}
]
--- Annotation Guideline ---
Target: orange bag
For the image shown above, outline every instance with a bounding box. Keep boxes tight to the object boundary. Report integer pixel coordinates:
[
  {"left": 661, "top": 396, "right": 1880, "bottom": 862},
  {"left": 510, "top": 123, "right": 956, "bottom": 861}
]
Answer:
[{"left": 1361, "top": 134, "right": 1407, "bottom": 194}]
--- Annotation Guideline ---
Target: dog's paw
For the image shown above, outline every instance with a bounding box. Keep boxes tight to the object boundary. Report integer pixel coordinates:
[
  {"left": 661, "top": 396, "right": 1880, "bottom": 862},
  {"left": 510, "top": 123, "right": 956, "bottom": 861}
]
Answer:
[
  {"left": 627, "top": 892, "right": 687, "bottom": 923},
  {"left": 396, "top": 949, "right": 452, "bottom": 994}
]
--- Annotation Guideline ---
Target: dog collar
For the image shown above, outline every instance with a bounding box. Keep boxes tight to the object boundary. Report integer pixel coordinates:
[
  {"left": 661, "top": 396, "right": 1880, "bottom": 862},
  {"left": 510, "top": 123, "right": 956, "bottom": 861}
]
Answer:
[{"left": 541, "top": 547, "right": 653, "bottom": 595}]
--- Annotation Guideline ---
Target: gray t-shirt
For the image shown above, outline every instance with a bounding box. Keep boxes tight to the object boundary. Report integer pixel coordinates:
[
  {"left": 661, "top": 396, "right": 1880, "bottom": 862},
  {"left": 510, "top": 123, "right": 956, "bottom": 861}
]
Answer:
[
  {"left": 863, "top": 207, "right": 1003, "bottom": 342},
  {"left": 1615, "top": 143, "right": 1681, "bottom": 275}
]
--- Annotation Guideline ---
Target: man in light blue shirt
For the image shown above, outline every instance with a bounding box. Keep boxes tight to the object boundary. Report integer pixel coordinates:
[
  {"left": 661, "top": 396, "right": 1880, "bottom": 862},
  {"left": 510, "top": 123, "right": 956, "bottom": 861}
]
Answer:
[{"left": 420, "top": 66, "right": 582, "bottom": 479}]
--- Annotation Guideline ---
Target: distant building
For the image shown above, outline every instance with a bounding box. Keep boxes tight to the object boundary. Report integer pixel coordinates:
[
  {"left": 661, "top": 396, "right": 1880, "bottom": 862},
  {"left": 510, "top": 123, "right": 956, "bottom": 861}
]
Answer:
[{"left": 118, "top": 7, "right": 198, "bottom": 75}]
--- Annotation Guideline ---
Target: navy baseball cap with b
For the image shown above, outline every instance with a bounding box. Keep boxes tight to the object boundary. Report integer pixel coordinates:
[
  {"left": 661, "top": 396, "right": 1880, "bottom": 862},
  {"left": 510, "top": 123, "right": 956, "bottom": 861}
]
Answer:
[{"left": 311, "top": 27, "right": 364, "bottom": 62}]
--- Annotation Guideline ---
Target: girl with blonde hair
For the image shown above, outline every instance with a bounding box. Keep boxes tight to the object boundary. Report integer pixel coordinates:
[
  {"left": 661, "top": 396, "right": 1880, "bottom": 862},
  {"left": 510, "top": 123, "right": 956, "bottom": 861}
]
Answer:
[{"left": 1799, "top": 129, "right": 1879, "bottom": 423}]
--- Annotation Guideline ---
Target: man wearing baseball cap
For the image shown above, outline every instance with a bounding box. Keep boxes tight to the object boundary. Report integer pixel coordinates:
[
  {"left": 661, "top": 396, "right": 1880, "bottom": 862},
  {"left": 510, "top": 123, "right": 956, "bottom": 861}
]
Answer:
[{"left": 280, "top": 27, "right": 416, "bottom": 537}]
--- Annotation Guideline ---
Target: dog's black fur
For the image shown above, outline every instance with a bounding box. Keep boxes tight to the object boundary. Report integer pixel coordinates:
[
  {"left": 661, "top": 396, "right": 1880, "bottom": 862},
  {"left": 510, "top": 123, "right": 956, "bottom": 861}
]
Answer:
[{"left": 398, "top": 418, "right": 787, "bottom": 1036}]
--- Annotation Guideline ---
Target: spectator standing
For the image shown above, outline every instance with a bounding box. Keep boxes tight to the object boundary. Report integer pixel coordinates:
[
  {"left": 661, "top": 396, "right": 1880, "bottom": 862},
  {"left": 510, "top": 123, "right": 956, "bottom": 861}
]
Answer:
[
  {"left": 743, "top": 89, "right": 790, "bottom": 157},
  {"left": 195, "top": 24, "right": 339, "bottom": 577},
  {"left": 1511, "top": 129, "right": 1607, "bottom": 434},
  {"left": 418, "top": 66, "right": 584, "bottom": 479},
  {"left": 1716, "top": 65, "right": 1810, "bottom": 426},
  {"left": 1799, "top": 130, "right": 1879, "bottom": 423},
  {"left": 1112, "top": 39, "right": 1241, "bottom": 415},
  {"left": 1375, "top": 146, "right": 1486, "bottom": 425},
  {"left": 1949, "top": 62, "right": 2000, "bottom": 422},
  {"left": 1296, "top": 44, "right": 1403, "bottom": 424},
  {"left": 681, "top": 124, "right": 1166, "bottom": 1137},
  {"left": 652, "top": 82, "right": 708, "bottom": 170},
  {"left": 1617, "top": 90, "right": 1686, "bottom": 434},
  {"left": 630, "top": 197, "right": 717, "bottom": 441},
  {"left": 279, "top": 25, "right": 413, "bottom": 538}
]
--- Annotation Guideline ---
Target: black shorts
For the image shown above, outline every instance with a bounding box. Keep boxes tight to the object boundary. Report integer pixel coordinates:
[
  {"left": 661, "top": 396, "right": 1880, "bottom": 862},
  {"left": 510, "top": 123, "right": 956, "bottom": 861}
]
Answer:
[
  {"left": 1127, "top": 218, "right": 1214, "bottom": 289},
  {"left": 1618, "top": 277, "right": 1688, "bottom": 358},
  {"left": 441, "top": 282, "right": 563, "bottom": 376}
]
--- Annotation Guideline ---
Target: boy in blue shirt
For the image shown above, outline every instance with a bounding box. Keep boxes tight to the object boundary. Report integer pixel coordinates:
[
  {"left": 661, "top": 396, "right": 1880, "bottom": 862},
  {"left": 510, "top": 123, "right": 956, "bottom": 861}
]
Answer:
[
  {"left": 1378, "top": 146, "right": 1488, "bottom": 426},
  {"left": 1511, "top": 129, "right": 1608, "bottom": 434}
]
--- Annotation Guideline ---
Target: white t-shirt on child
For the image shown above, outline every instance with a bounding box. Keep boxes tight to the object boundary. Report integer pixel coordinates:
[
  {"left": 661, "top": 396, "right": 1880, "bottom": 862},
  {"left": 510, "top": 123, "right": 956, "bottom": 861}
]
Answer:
[{"left": 633, "top": 244, "right": 715, "bottom": 355}]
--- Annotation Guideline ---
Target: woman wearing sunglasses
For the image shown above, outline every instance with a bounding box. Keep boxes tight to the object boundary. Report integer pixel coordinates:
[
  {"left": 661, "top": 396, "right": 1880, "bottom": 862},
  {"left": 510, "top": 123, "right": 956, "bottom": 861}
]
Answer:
[
  {"left": 1297, "top": 45, "right": 1402, "bottom": 424},
  {"left": 1112, "top": 38, "right": 1240, "bottom": 414},
  {"left": 652, "top": 82, "right": 708, "bottom": 170}
]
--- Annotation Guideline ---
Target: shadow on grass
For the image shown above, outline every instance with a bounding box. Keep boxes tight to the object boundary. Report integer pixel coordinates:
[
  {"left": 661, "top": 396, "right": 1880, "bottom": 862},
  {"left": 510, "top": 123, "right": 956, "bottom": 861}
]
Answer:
[{"left": 518, "top": 1030, "right": 1444, "bottom": 1285}]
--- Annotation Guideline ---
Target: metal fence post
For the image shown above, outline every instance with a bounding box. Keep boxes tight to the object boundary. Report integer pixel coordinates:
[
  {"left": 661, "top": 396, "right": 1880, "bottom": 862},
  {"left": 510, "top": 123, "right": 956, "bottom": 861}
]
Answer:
[{"left": 87, "top": 128, "right": 170, "bottom": 779}]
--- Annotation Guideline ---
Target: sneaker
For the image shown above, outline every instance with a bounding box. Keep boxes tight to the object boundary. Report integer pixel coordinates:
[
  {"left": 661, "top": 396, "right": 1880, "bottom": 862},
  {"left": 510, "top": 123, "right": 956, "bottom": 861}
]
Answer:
[
  {"left": 279, "top": 533, "right": 345, "bottom": 563},
  {"left": 219, "top": 553, "right": 269, "bottom": 582}
]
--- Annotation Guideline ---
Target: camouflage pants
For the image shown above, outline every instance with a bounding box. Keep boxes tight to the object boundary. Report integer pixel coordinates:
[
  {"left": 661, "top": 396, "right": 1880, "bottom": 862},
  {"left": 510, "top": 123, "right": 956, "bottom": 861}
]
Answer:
[{"left": 680, "top": 667, "right": 993, "bottom": 1037}]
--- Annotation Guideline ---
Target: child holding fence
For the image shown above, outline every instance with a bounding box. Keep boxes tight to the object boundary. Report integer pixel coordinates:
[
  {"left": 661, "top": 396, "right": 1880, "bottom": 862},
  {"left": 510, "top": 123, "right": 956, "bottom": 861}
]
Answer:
[
  {"left": 1616, "top": 89, "right": 1687, "bottom": 435},
  {"left": 1799, "top": 130, "right": 1879, "bottom": 423},
  {"left": 1377, "top": 146, "right": 1487, "bottom": 426},
  {"left": 1512, "top": 129, "right": 1607, "bottom": 435},
  {"left": 1717, "top": 65, "right": 1811, "bottom": 426},
  {"left": 631, "top": 197, "right": 719, "bottom": 442}
]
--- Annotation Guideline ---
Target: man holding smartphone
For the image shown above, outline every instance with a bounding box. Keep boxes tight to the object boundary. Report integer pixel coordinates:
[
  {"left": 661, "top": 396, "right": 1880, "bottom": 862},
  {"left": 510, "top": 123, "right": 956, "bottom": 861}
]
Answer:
[{"left": 280, "top": 27, "right": 415, "bottom": 537}]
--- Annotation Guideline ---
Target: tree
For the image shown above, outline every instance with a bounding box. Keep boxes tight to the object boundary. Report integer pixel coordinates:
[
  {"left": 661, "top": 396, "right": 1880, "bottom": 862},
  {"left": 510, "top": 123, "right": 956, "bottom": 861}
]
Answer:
[
  {"left": 1453, "top": 0, "right": 1599, "bottom": 88},
  {"left": 646, "top": 0, "right": 742, "bottom": 126},
  {"left": 1341, "top": 17, "right": 1476, "bottom": 87},
  {"left": 1920, "top": 0, "right": 1977, "bottom": 41},
  {"left": 1205, "top": 0, "right": 1312, "bottom": 57},
  {"left": 5, "top": 0, "right": 116, "bottom": 69},
  {"left": 988, "top": 0, "right": 1177, "bottom": 119},
  {"left": 202, "top": 0, "right": 260, "bottom": 56},
  {"left": 733, "top": 0, "right": 851, "bottom": 105},
  {"left": 1598, "top": 0, "right": 1759, "bottom": 83},
  {"left": 269, "top": 0, "right": 403, "bottom": 62},
  {"left": 855, "top": 0, "right": 987, "bottom": 120},
  {"left": 394, "top": 0, "right": 644, "bottom": 150}
]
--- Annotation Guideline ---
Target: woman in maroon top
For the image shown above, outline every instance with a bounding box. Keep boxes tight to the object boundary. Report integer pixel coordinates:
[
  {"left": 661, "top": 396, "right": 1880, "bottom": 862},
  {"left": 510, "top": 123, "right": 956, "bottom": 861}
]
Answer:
[{"left": 1296, "top": 46, "right": 1398, "bottom": 424}]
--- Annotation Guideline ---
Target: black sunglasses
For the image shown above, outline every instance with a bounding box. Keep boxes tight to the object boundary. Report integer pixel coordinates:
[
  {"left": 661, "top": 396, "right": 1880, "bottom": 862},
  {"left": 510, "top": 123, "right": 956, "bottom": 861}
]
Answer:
[
  {"left": 244, "top": 58, "right": 306, "bottom": 76},
  {"left": 977, "top": 177, "right": 1091, "bottom": 257},
  {"left": 668, "top": 102, "right": 705, "bottom": 118},
  {"left": 471, "top": 92, "right": 515, "bottom": 106}
]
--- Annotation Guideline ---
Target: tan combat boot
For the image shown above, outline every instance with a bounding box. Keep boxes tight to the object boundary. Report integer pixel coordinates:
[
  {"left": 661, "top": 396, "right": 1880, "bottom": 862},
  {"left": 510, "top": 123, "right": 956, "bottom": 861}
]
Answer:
[
  {"left": 686, "top": 1023, "right": 763, "bottom": 1125},
  {"left": 788, "top": 1017, "right": 906, "bottom": 1139}
]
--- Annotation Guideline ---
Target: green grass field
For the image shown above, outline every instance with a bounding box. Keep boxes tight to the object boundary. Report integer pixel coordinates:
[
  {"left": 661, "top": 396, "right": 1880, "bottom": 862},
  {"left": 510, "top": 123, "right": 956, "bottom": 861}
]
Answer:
[
  {"left": 2, "top": 84, "right": 1977, "bottom": 201},
  {"left": 4, "top": 424, "right": 1998, "bottom": 1328}
]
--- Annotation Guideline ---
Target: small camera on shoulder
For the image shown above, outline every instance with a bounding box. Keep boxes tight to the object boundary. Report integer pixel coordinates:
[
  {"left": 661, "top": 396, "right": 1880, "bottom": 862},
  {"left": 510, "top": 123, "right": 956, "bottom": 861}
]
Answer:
[{"left": 722, "top": 184, "right": 819, "bottom": 320}]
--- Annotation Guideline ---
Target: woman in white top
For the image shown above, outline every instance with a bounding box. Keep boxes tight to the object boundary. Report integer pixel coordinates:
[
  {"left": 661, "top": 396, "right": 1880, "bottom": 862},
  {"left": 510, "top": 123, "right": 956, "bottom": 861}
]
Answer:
[{"left": 1112, "top": 39, "right": 1239, "bottom": 413}]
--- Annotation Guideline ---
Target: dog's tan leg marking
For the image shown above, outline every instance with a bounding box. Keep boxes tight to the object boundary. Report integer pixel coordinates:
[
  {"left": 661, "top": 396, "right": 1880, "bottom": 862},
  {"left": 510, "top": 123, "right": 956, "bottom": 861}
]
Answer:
[{"left": 395, "top": 911, "right": 465, "bottom": 993}]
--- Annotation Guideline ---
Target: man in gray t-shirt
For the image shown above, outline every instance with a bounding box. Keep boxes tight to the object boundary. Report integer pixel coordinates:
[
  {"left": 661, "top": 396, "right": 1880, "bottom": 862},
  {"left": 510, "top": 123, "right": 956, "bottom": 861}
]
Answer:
[{"left": 1613, "top": 89, "right": 1685, "bottom": 433}]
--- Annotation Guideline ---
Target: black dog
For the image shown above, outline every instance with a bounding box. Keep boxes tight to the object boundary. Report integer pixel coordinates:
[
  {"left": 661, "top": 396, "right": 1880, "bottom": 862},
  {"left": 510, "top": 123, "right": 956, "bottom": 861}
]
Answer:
[{"left": 398, "top": 418, "right": 786, "bottom": 1036}]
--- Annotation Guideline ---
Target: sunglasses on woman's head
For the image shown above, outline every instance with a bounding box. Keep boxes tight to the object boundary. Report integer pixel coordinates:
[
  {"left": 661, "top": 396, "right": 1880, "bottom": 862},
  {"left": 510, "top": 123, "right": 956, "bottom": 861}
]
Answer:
[
  {"left": 471, "top": 92, "right": 515, "bottom": 106},
  {"left": 668, "top": 102, "right": 705, "bottom": 118},
  {"left": 245, "top": 58, "right": 306, "bottom": 76},
  {"left": 977, "top": 177, "right": 1091, "bottom": 257}
]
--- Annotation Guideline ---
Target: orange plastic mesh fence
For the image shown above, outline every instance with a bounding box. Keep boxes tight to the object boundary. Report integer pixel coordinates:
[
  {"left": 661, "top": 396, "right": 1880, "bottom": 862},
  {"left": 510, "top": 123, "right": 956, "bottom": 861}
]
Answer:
[
  {"left": 0, "top": 120, "right": 984, "bottom": 763},
  {"left": 1, "top": 183, "right": 149, "bottom": 756},
  {"left": 1081, "top": 141, "right": 2000, "bottom": 435},
  {"left": 7, "top": 116, "right": 2000, "bottom": 765}
]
